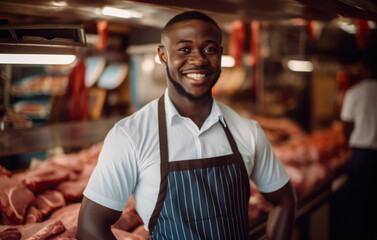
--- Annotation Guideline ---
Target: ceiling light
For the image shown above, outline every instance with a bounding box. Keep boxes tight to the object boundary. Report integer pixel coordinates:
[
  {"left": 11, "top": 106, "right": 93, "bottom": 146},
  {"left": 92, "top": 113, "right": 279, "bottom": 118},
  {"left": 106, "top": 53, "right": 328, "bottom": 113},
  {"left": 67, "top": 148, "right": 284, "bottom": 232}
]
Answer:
[
  {"left": 102, "top": 7, "right": 143, "bottom": 19},
  {"left": 287, "top": 60, "right": 313, "bottom": 72},
  {"left": 50, "top": 1, "right": 67, "bottom": 7},
  {"left": 337, "top": 21, "right": 356, "bottom": 34},
  {"left": 0, "top": 54, "right": 76, "bottom": 65},
  {"left": 368, "top": 21, "right": 377, "bottom": 29}
]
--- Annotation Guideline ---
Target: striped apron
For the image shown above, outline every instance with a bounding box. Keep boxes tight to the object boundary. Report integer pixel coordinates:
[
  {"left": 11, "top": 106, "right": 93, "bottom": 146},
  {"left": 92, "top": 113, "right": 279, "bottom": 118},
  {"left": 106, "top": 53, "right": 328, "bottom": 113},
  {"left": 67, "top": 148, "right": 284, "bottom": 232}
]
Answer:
[{"left": 149, "top": 95, "right": 250, "bottom": 240}]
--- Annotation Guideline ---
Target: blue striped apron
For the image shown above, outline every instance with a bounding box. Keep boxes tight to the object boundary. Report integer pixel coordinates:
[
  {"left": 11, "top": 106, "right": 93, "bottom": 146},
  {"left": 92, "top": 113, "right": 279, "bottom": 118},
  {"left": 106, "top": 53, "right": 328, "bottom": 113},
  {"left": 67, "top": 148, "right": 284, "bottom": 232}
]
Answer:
[{"left": 149, "top": 95, "right": 250, "bottom": 240}]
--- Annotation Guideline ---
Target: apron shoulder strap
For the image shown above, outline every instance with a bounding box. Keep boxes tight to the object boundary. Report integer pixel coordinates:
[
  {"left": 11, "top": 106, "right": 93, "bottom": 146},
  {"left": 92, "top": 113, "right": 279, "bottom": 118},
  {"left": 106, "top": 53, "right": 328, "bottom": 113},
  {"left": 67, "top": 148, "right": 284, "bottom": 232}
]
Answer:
[
  {"left": 158, "top": 94, "right": 169, "bottom": 164},
  {"left": 221, "top": 120, "right": 241, "bottom": 156}
]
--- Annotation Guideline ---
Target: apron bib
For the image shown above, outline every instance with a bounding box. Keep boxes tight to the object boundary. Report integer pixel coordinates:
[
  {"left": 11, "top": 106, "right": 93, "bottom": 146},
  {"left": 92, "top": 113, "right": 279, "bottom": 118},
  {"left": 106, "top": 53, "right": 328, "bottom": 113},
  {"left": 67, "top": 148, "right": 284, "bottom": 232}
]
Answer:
[{"left": 149, "top": 95, "right": 250, "bottom": 240}]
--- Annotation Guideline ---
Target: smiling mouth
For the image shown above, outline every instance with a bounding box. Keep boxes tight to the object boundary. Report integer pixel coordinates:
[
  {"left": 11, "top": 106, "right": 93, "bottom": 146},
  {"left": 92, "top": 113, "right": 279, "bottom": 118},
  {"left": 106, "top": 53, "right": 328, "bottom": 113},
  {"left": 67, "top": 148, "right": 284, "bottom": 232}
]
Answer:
[{"left": 186, "top": 73, "right": 206, "bottom": 80}]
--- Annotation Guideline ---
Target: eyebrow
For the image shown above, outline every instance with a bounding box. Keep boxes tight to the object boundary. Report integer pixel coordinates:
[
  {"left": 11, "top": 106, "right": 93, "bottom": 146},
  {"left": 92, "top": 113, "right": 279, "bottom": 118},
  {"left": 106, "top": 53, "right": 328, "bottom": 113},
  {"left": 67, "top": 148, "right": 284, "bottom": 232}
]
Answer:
[{"left": 176, "top": 39, "right": 219, "bottom": 46}]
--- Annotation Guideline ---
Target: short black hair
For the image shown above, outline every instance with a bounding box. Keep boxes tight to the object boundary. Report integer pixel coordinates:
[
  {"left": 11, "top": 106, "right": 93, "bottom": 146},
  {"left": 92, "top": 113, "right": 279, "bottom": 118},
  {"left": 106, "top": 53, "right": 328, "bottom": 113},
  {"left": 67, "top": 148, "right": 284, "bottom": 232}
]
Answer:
[{"left": 163, "top": 11, "right": 221, "bottom": 33}]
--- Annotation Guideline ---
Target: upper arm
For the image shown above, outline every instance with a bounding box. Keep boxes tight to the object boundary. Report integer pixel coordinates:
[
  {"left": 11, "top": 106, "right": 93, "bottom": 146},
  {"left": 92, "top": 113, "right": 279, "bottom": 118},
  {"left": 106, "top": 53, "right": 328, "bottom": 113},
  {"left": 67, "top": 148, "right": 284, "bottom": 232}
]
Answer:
[
  {"left": 342, "top": 121, "right": 354, "bottom": 142},
  {"left": 261, "top": 180, "right": 297, "bottom": 207},
  {"left": 251, "top": 124, "right": 290, "bottom": 192},
  {"left": 261, "top": 180, "right": 297, "bottom": 240},
  {"left": 77, "top": 196, "right": 122, "bottom": 240},
  {"left": 83, "top": 124, "right": 138, "bottom": 211}
]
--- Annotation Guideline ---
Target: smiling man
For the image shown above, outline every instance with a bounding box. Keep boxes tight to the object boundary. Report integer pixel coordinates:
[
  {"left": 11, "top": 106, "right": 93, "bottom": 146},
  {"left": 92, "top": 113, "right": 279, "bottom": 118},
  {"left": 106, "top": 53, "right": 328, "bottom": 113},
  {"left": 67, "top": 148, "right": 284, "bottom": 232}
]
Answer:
[{"left": 77, "top": 11, "right": 296, "bottom": 240}]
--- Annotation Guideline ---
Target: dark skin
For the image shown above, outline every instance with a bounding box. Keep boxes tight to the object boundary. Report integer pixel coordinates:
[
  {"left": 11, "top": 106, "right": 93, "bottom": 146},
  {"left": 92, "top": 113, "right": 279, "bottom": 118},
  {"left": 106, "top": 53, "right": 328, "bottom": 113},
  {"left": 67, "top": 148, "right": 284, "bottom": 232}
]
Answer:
[
  {"left": 77, "top": 19, "right": 297, "bottom": 240},
  {"left": 158, "top": 19, "right": 223, "bottom": 128},
  {"left": 76, "top": 196, "right": 121, "bottom": 240},
  {"left": 343, "top": 121, "right": 354, "bottom": 142}
]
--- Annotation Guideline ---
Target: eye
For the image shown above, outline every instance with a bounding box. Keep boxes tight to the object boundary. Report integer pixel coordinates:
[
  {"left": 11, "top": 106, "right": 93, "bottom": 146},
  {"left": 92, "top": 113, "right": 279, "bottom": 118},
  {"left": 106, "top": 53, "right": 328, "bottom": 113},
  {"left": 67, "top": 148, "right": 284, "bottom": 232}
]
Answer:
[
  {"left": 203, "top": 47, "right": 219, "bottom": 54},
  {"left": 178, "top": 47, "right": 190, "bottom": 53}
]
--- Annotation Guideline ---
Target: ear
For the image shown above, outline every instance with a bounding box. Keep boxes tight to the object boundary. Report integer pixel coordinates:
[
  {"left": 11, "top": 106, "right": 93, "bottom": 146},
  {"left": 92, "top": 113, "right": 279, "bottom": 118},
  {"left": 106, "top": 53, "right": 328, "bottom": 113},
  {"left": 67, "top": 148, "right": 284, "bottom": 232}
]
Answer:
[{"left": 157, "top": 45, "right": 167, "bottom": 65}]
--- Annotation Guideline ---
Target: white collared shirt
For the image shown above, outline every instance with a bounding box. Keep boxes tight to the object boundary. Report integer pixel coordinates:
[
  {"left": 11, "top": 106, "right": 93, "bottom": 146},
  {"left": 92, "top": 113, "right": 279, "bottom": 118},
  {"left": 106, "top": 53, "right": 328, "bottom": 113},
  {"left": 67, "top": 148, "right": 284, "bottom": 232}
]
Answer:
[{"left": 84, "top": 89, "right": 289, "bottom": 230}]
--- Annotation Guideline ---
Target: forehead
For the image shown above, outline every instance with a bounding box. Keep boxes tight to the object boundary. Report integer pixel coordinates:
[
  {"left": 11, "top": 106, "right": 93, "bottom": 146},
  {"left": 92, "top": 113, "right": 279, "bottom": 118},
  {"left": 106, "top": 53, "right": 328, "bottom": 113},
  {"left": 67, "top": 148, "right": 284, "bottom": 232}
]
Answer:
[{"left": 162, "top": 19, "right": 222, "bottom": 45}]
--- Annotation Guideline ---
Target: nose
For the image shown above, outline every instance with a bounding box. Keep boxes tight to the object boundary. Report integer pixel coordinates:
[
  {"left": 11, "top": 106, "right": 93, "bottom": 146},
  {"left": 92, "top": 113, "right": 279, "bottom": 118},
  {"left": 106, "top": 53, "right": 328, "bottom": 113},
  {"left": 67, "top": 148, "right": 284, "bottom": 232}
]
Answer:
[{"left": 188, "top": 51, "right": 208, "bottom": 66}]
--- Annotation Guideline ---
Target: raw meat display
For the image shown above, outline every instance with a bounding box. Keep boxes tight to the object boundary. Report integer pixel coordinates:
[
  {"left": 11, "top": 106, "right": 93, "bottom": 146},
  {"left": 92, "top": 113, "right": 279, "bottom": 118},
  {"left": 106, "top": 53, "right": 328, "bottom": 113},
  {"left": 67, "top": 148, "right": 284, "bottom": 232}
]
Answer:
[
  {"left": 23, "top": 206, "right": 42, "bottom": 224},
  {"left": 48, "top": 203, "right": 80, "bottom": 239},
  {"left": 0, "top": 176, "right": 35, "bottom": 225},
  {"left": 11, "top": 75, "right": 68, "bottom": 96},
  {"left": 0, "top": 165, "right": 12, "bottom": 177},
  {"left": 270, "top": 121, "right": 350, "bottom": 195},
  {"left": 19, "top": 219, "right": 65, "bottom": 240},
  {"left": 14, "top": 163, "right": 71, "bottom": 193},
  {"left": 0, "top": 225, "right": 21, "bottom": 240},
  {"left": 33, "top": 191, "right": 66, "bottom": 216},
  {"left": 55, "top": 164, "right": 95, "bottom": 202},
  {"left": 0, "top": 118, "right": 350, "bottom": 239},
  {"left": 0, "top": 219, "right": 65, "bottom": 240}
]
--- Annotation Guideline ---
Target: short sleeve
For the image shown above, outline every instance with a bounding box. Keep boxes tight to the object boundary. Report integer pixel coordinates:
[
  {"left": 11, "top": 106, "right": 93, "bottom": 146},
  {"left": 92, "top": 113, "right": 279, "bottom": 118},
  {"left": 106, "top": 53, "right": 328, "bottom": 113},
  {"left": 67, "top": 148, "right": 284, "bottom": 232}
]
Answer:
[
  {"left": 340, "top": 90, "right": 355, "bottom": 122},
  {"left": 250, "top": 124, "right": 290, "bottom": 193},
  {"left": 83, "top": 123, "right": 138, "bottom": 211}
]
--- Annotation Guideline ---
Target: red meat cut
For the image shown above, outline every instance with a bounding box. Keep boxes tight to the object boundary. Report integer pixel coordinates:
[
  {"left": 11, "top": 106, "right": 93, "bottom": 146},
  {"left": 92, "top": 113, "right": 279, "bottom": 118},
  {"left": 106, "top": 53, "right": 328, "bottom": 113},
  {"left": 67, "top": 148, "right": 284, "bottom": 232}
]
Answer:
[
  {"left": 15, "top": 163, "right": 70, "bottom": 193},
  {"left": 34, "top": 190, "right": 66, "bottom": 216},
  {"left": 48, "top": 203, "right": 81, "bottom": 239},
  {"left": 55, "top": 164, "right": 94, "bottom": 201},
  {"left": 0, "top": 164, "right": 12, "bottom": 177},
  {"left": 23, "top": 206, "right": 43, "bottom": 224},
  {"left": 49, "top": 203, "right": 80, "bottom": 230},
  {"left": 20, "top": 219, "right": 65, "bottom": 240},
  {"left": 0, "top": 225, "right": 21, "bottom": 240},
  {"left": 0, "top": 219, "right": 65, "bottom": 240},
  {"left": 0, "top": 176, "right": 35, "bottom": 225}
]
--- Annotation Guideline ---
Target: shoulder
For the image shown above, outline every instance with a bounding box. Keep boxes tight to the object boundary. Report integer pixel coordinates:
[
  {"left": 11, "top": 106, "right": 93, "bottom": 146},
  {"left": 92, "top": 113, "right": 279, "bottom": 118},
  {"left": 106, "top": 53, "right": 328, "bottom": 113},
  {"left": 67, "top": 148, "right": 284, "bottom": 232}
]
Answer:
[
  {"left": 105, "top": 99, "right": 159, "bottom": 150},
  {"left": 115, "top": 99, "right": 159, "bottom": 135},
  {"left": 344, "top": 79, "right": 376, "bottom": 102}
]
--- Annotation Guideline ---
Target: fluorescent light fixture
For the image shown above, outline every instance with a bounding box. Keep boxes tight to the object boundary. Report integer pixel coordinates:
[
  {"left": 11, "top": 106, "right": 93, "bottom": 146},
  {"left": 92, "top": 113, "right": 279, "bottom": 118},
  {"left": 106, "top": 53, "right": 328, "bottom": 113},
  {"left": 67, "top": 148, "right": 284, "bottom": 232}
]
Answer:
[
  {"left": 287, "top": 60, "right": 313, "bottom": 72},
  {"left": 50, "top": 1, "right": 67, "bottom": 7},
  {"left": 221, "top": 55, "right": 235, "bottom": 67},
  {"left": 337, "top": 21, "right": 356, "bottom": 34},
  {"left": 102, "top": 7, "right": 143, "bottom": 19},
  {"left": 0, "top": 54, "right": 76, "bottom": 65},
  {"left": 368, "top": 20, "right": 377, "bottom": 29}
]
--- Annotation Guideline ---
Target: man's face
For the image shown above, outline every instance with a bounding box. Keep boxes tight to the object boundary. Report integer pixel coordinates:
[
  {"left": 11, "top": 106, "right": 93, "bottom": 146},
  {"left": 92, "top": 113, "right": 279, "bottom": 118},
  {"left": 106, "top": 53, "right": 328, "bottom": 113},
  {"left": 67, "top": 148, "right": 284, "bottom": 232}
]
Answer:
[{"left": 158, "top": 19, "right": 223, "bottom": 101}]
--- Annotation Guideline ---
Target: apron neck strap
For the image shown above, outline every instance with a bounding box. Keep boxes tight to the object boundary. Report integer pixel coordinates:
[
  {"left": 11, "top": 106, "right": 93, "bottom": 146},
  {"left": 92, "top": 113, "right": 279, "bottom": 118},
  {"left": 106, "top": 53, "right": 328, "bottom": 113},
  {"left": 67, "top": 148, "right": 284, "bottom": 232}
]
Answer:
[
  {"left": 221, "top": 120, "right": 241, "bottom": 156},
  {"left": 158, "top": 94, "right": 241, "bottom": 161},
  {"left": 158, "top": 94, "right": 169, "bottom": 164}
]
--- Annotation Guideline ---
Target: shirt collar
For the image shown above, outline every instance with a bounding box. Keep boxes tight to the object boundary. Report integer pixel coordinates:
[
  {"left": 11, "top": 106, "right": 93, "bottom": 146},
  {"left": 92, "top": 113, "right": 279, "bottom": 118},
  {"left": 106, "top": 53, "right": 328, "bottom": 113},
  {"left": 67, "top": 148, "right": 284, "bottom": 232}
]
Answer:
[{"left": 163, "top": 89, "right": 226, "bottom": 127}]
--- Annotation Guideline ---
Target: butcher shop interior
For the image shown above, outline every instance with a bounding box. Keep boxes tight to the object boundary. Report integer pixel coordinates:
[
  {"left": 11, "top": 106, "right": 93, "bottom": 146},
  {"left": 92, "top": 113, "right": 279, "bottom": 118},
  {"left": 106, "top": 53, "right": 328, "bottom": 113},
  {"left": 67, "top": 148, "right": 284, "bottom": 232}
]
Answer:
[{"left": 1, "top": 0, "right": 377, "bottom": 239}]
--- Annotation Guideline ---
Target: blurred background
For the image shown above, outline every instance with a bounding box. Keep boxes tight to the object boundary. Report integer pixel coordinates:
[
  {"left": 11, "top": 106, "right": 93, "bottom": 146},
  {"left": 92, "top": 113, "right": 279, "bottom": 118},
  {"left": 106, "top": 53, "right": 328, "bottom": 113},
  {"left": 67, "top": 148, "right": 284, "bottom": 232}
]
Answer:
[{"left": 0, "top": 0, "right": 376, "bottom": 239}]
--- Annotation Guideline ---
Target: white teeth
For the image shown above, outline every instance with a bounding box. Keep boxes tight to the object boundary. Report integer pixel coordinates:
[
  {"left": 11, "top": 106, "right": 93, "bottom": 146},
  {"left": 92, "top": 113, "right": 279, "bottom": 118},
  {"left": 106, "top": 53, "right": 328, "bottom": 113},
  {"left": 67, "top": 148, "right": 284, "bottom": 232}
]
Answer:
[{"left": 186, "top": 73, "right": 206, "bottom": 80}]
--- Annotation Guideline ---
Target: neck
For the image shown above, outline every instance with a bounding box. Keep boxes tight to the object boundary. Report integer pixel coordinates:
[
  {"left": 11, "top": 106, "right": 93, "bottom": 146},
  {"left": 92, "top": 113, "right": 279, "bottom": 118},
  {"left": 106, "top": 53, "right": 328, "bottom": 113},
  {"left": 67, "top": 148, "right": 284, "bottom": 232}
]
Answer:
[{"left": 168, "top": 91, "right": 213, "bottom": 129}]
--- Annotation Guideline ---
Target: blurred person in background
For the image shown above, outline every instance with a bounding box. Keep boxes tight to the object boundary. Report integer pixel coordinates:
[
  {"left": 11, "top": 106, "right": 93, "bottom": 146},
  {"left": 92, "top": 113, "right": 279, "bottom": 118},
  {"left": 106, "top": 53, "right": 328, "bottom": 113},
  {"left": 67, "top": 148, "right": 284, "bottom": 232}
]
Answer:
[{"left": 340, "top": 29, "right": 377, "bottom": 240}]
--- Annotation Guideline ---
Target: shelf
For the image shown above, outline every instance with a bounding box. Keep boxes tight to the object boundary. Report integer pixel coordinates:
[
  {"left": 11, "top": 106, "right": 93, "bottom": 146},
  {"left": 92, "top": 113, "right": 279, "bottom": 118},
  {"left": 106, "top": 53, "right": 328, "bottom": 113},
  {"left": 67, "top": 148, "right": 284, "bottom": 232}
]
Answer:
[
  {"left": 0, "top": 24, "right": 88, "bottom": 55},
  {"left": 0, "top": 116, "right": 123, "bottom": 158}
]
